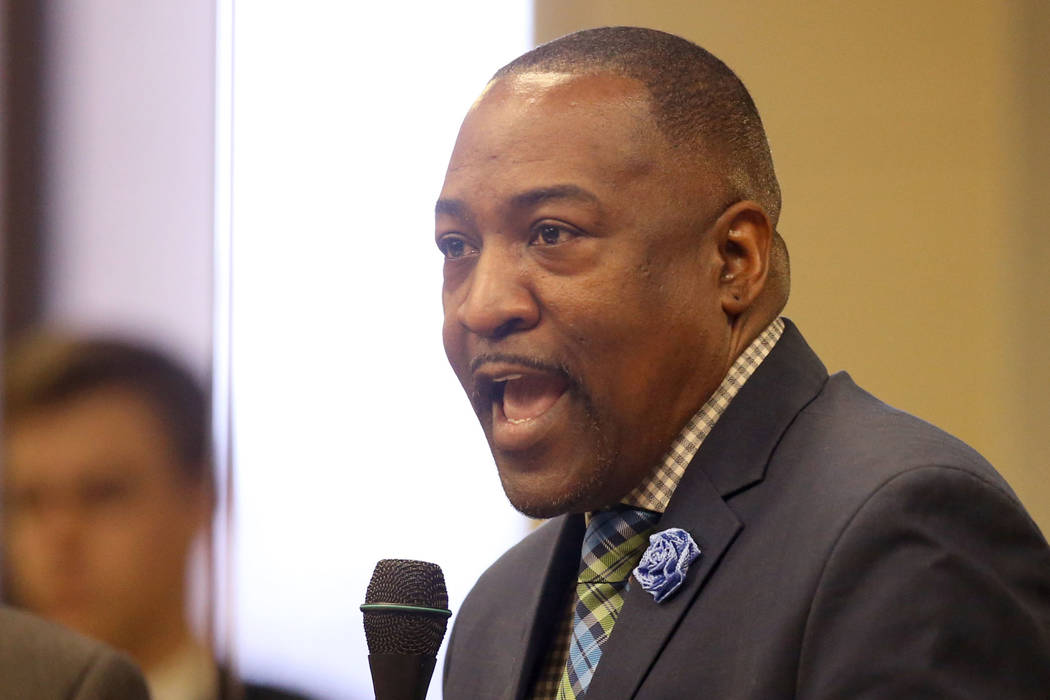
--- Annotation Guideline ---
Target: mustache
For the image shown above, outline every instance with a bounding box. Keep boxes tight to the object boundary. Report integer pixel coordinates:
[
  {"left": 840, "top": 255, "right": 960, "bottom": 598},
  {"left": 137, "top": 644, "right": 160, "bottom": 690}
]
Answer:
[
  {"left": 466, "top": 352, "right": 584, "bottom": 407},
  {"left": 469, "top": 352, "right": 571, "bottom": 377}
]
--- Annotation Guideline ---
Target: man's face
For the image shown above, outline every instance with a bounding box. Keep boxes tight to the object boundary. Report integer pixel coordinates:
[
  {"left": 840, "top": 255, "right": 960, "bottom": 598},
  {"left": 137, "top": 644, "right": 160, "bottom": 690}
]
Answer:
[
  {"left": 438, "top": 73, "right": 736, "bottom": 517},
  {"left": 2, "top": 386, "right": 208, "bottom": 651}
]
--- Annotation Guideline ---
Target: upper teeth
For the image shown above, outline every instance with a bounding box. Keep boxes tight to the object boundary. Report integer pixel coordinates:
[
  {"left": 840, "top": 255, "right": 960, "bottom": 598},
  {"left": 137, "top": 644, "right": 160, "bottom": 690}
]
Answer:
[{"left": 494, "top": 373, "right": 523, "bottom": 383}]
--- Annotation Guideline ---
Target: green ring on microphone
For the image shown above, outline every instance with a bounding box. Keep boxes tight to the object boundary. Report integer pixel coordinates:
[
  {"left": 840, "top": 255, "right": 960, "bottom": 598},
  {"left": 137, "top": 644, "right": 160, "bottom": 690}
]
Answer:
[{"left": 360, "top": 603, "right": 452, "bottom": 618}]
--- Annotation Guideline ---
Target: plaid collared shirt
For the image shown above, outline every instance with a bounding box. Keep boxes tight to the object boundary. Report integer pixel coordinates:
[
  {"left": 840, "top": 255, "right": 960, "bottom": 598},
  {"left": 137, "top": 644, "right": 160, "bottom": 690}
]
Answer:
[{"left": 528, "top": 318, "right": 786, "bottom": 699}]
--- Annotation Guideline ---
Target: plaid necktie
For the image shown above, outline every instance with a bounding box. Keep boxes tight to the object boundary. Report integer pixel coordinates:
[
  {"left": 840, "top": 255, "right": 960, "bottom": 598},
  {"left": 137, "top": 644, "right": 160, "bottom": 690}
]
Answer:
[{"left": 556, "top": 507, "right": 660, "bottom": 700}]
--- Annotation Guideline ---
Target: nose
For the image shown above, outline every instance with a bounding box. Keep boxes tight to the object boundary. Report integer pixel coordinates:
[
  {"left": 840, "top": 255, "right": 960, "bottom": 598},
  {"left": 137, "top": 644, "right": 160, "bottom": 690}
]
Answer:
[{"left": 454, "top": 247, "right": 539, "bottom": 339}]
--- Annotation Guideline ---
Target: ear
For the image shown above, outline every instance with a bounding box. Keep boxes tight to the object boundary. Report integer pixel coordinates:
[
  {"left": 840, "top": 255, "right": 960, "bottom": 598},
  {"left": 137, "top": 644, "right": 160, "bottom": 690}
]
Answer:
[{"left": 713, "top": 201, "right": 772, "bottom": 317}]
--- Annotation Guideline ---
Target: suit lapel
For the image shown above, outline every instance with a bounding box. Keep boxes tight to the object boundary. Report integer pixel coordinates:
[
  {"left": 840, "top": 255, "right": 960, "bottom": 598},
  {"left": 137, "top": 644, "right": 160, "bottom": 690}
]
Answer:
[
  {"left": 585, "top": 321, "right": 829, "bottom": 698},
  {"left": 509, "top": 513, "right": 585, "bottom": 700},
  {"left": 585, "top": 469, "right": 741, "bottom": 699},
  {"left": 697, "top": 320, "right": 829, "bottom": 499}
]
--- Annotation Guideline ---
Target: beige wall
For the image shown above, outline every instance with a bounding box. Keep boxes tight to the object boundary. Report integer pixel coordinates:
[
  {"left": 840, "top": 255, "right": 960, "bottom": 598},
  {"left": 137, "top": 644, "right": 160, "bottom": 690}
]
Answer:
[{"left": 535, "top": 1, "right": 1050, "bottom": 534}]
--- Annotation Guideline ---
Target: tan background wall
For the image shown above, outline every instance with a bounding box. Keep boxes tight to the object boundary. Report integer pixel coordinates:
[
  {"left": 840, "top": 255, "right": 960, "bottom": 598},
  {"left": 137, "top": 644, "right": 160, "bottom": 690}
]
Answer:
[{"left": 535, "top": 1, "right": 1050, "bottom": 534}]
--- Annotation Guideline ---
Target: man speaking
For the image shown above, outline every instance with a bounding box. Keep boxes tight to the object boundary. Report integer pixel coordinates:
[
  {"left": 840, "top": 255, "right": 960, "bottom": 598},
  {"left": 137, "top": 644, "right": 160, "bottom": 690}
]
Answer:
[{"left": 437, "top": 27, "right": 1050, "bottom": 698}]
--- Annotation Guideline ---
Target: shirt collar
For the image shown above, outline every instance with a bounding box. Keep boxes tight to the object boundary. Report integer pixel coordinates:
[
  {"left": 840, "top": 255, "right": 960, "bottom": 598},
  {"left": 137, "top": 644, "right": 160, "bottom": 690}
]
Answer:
[{"left": 618, "top": 317, "right": 786, "bottom": 514}]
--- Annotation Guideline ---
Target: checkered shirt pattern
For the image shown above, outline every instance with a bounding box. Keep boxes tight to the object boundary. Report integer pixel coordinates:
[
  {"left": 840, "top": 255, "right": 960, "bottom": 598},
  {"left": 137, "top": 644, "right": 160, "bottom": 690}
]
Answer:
[
  {"left": 556, "top": 507, "right": 660, "bottom": 700},
  {"left": 621, "top": 317, "right": 785, "bottom": 512},
  {"left": 529, "top": 318, "right": 785, "bottom": 700}
]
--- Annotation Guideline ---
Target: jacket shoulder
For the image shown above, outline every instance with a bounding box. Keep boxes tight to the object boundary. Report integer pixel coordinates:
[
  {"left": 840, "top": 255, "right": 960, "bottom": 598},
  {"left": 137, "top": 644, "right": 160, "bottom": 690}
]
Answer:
[
  {"left": 0, "top": 606, "right": 150, "bottom": 699},
  {"left": 795, "top": 460, "right": 1050, "bottom": 696},
  {"left": 790, "top": 371, "right": 1016, "bottom": 499}
]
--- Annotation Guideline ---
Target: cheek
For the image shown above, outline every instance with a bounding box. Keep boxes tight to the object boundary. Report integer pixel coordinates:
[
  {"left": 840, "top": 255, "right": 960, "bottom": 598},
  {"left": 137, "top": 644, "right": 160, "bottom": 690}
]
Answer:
[
  {"left": 441, "top": 320, "right": 470, "bottom": 384},
  {"left": 440, "top": 269, "right": 470, "bottom": 325},
  {"left": 4, "top": 524, "right": 30, "bottom": 554},
  {"left": 97, "top": 493, "right": 185, "bottom": 549},
  {"left": 3, "top": 529, "right": 44, "bottom": 585},
  {"left": 558, "top": 287, "right": 718, "bottom": 411},
  {"left": 83, "top": 520, "right": 147, "bottom": 570},
  {"left": 550, "top": 274, "right": 675, "bottom": 358},
  {"left": 93, "top": 515, "right": 188, "bottom": 588},
  {"left": 6, "top": 518, "right": 64, "bottom": 557},
  {"left": 441, "top": 314, "right": 459, "bottom": 352}
]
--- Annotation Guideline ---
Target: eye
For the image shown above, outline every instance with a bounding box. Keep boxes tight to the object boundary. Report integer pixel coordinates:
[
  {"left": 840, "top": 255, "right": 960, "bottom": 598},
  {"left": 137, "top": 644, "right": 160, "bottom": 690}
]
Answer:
[
  {"left": 530, "top": 222, "right": 578, "bottom": 247},
  {"left": 79, "top": 476, "right": 134, "bottom": 508},
  {"left": 437, "top": 234, "right": 478, "bottom": 260}
]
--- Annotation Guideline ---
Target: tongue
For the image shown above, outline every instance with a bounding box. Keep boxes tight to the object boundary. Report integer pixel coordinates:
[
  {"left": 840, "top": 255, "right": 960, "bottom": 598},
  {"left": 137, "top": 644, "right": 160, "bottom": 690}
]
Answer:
[{"left": 502, "top": 375, "right": 568, "bottom": 422}]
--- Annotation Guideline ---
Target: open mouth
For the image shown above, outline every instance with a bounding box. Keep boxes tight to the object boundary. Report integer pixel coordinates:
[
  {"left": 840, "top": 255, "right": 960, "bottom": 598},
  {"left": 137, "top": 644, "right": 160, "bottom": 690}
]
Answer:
[
  {"left": 492, "top": 372, "right": 570, "bottom": 424},
  {"left": 469, "top": 357, "right": 575, "bottom": 451}
]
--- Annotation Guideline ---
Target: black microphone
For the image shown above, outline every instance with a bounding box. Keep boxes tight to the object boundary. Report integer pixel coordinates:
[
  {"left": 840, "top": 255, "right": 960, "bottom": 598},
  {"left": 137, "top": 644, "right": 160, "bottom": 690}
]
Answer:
[{"left": 361, "top": 559, "right": 452, "bottom": 700}]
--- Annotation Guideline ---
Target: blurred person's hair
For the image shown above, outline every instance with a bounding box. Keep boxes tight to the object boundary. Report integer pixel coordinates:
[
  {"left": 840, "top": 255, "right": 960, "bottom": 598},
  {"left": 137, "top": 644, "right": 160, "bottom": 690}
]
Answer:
[{"left": 2, "top": 334, "right": 210, "bottom": 485}]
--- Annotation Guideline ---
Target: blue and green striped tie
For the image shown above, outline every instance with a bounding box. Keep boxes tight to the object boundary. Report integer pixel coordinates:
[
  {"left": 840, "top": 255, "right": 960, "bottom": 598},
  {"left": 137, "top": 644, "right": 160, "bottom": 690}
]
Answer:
[{"left": 556, "top": 507, "right": 660, "bottom": 700}]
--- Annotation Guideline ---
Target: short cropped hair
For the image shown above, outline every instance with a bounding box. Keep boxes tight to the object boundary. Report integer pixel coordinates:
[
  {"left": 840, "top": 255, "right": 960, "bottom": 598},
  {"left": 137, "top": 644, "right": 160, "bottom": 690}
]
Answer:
[
  {"left": 3, "top": 335, "right": 209, "bottom": 484},
  {"left": 495, "top": 26, "right": 782, "bottom": 225}
]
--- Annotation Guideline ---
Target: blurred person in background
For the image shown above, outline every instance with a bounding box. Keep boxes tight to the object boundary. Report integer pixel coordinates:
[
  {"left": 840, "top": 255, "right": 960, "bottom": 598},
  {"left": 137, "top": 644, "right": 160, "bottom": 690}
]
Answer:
[{"left": 2, "top": 334, "right": 309, "bottom": 700}]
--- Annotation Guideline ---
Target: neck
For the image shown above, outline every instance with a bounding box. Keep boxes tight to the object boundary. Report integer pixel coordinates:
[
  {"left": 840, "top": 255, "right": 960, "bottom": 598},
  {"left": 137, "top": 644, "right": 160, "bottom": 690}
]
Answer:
[
  {"left": 129, "top": 608, "right": 200, "bottom": 672},
  {"left": 728, "top": 309, "right": 777, "bottom": 360}
]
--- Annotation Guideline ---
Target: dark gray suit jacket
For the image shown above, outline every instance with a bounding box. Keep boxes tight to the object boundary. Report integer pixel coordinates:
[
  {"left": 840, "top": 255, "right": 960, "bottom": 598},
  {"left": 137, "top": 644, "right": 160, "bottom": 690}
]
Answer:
[
  {"left": 444, "top": 321, "right": 1050, "bottom": 698},
  {"left": 0, "top": 606, "right": 149, "bottom": 699}
]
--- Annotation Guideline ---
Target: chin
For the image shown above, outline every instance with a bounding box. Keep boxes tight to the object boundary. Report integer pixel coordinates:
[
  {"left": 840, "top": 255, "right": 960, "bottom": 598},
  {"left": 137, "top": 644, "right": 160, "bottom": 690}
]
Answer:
[
  {"left": 496, "top": 454, "right": 614, "bottom": 519},
  {"left": 506, "top": 494, "right": 578, "bottom": 520}
]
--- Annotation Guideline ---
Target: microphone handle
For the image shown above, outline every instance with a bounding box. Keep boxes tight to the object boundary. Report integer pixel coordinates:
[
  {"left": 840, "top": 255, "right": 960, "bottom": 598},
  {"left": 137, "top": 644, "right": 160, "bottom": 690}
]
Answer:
[{"left": 368, "top": 653, "right": 437, "bottom": 700}]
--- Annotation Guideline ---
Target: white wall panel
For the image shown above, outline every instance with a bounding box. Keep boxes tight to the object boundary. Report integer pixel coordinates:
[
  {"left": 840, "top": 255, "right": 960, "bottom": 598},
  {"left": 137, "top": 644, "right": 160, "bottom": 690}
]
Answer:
[
  {"left": 42, "top": 0, "right": 215, "bottom": 374},
  {"left": 228, "top": 3, "right": 532, "bottom": 697}
]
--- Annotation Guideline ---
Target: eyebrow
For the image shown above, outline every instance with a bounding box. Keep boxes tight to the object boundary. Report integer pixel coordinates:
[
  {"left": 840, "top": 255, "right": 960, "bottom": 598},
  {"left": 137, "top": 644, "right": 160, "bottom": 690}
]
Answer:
[
  {"left": 435, "top": 198, "right": 473, "bottom": 220},
  {"left": 509, "top": 184, "right": 600, "bottom": 210},
  {"left": 435, "top": 184, "right": 601, "bottom": 220}
]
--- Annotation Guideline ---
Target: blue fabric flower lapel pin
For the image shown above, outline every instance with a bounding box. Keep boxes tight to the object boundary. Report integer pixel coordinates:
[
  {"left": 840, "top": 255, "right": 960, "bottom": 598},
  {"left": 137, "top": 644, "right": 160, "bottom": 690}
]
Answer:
[{"left": 633, "top": 528, "right": 702, "bottom": 603}]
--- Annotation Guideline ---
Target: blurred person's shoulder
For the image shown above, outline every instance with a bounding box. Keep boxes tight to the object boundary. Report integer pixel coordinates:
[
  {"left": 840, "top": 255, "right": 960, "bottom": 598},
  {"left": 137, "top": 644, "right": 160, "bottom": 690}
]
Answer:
[{"left": 0, "top": 605, "right": 150, "bottom": 699}]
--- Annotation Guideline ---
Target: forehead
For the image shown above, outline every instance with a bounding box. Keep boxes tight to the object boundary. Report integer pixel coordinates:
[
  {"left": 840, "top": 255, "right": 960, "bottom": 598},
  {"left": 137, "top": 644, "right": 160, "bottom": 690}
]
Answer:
[
  {"left": 445, "top": 72, "right": 671, "bottom": 184},
  {"left": 4, "top": 387, "right": 173, "bottom": 483}
]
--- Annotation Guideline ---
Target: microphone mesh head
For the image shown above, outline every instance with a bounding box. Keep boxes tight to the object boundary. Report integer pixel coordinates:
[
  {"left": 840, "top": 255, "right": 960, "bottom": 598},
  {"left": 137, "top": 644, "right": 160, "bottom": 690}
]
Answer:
[{"left": 363, "top": 559, "right": 449, "bottom": 656}]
